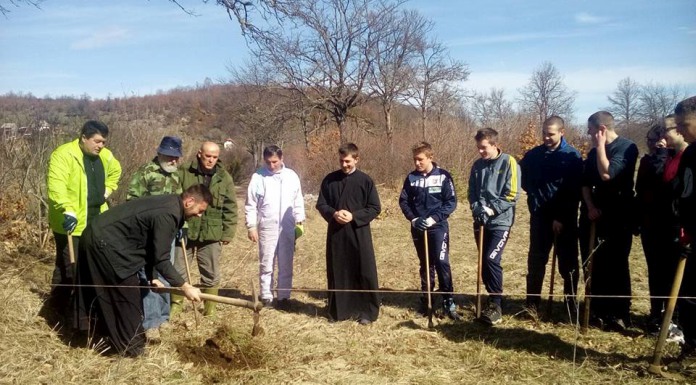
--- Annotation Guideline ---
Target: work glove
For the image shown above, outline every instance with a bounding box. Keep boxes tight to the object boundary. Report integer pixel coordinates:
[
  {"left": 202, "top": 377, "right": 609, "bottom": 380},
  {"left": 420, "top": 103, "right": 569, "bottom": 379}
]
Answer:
[
  {"left": 482, "top": 206, "right": 494, "bottom": 216},
  {"left": 295, "top": 223, "right": 305, "bottom": 240},
  {"left": 62, "top": 213, "right": 78, "bottom": 233},
  {"left": 414, "top": 217, "right": 429, "bottom": 231},
  {"left": 472, "top": 206, "right": 488, "bottom": 226},
  {"left": 176, "top": 228, "right": 188, "bottom": 245}
]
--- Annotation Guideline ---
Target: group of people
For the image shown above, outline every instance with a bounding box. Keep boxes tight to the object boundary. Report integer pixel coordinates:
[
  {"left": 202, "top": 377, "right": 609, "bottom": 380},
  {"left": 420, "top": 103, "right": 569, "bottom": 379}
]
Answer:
[
  {"left": 47, "top": 125, "right": 237, "bottom": 356},
  {"left": 44, "top": 96, "right": 696, "bottom": 365}
]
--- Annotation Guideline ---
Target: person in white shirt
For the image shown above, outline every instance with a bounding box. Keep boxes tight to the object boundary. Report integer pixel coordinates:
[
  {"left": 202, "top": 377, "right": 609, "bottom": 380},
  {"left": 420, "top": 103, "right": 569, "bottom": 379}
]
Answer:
[{"left": 245, "top": 145, "right": 306, "bottom": 309}]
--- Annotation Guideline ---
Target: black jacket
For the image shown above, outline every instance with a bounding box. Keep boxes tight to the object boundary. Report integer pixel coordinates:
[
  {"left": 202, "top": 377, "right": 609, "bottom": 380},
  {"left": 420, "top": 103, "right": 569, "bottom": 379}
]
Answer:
[{"left": 85, "top": 194, "right": 186, "bottom": 286}]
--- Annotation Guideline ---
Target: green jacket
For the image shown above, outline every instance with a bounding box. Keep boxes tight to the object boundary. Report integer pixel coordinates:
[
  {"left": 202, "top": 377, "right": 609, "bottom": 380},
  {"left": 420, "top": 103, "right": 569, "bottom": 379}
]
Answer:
[
  {"left": 47, "top": 139, "right": 122, "bottom": 236},
  {"left": 179, "top": 160, "right": 237, "bottom": 242},
  {"left": 127, "top": 157, "right": 182, "bottom": 200}
]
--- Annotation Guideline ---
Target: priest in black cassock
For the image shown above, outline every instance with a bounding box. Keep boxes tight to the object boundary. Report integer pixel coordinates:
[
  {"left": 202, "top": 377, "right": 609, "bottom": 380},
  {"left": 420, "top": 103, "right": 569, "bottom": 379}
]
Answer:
[{"left": 316, "top": 143, "right": 382, "bottom": 325}]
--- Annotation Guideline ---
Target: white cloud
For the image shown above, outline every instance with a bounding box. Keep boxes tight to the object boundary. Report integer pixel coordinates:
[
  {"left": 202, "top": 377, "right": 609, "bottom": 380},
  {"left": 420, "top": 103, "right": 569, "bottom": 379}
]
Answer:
[
  {"left": 448, "top": 30, "right": 588, "bottom": 47},
  {"left": 574, "top": 12, "right": 607, "bottom": 25},
  {"left": 70, "top": 27, "right": 131, "bottom": 50}
]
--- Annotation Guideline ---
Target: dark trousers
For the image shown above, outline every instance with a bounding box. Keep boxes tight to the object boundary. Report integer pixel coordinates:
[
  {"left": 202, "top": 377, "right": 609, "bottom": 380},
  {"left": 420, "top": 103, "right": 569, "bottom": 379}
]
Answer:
[
  {"left": 641, "top": 226, "right": 681, "bottom": 319},
  {"left": 50, "top": 232, "right": 80, "bottom": 313},
  {"left": 474, "top": 225, "right": 510, "bottom": 307},
  {"left": 526, "top": 214, "right": 580, "bottom": 307},
  {"left": 411, "top": 226, "right": 454, "bottom": 303},
  {"left": 678, "top": 248, "right": 696, "bottom": 348},
  {"left": 579, "top": 215, "right": 633, "bottom": 321},
  {"left": 77, "top": 231, "right": 146, "bottom": 357}
]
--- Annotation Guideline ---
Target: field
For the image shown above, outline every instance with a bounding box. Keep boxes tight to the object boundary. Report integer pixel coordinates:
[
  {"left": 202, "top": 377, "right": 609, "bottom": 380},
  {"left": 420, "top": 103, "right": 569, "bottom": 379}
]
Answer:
[{"left": 0, "top": 187, "right": 689, "bottom": 384}]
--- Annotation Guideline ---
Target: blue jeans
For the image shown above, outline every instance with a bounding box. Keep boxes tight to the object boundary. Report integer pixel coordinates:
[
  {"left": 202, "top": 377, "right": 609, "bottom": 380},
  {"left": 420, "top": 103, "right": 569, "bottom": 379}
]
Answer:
[{"left": 139, "top": 240, "right": 175, "bottom": 330}]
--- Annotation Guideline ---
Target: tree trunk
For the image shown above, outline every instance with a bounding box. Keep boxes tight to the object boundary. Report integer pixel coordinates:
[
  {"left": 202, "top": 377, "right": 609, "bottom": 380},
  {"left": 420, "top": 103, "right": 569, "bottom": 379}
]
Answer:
[{"left": 384, "top": 104, "right": 394, "bottom": 155}]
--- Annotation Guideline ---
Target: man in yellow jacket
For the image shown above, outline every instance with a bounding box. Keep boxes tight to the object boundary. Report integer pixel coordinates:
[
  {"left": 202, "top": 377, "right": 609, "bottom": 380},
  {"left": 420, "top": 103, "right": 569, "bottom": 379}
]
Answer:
[{"left": 47, "top": 120, "right": 122, "bottom": 314}]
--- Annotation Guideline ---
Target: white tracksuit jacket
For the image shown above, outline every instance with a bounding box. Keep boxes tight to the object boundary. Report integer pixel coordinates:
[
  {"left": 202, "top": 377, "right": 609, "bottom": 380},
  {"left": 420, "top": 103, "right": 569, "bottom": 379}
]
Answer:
[{"left": 245, "top": 165, "right": 305, "bottom": 301}]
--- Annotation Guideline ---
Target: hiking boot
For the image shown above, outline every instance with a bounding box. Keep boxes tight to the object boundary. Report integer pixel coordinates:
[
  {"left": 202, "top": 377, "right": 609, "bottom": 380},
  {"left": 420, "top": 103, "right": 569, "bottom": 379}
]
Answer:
[
  {"left": 443, "top": 298, "right": 461, "bottom": 321},
  {"left": 480, "top": 303, "right": 502, "bottom": 325}
]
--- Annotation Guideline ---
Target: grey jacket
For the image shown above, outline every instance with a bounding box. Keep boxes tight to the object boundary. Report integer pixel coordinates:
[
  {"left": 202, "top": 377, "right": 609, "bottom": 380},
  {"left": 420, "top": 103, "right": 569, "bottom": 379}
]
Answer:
[{"left": 468, "top": 151, "right": 521, "bottom": 230}]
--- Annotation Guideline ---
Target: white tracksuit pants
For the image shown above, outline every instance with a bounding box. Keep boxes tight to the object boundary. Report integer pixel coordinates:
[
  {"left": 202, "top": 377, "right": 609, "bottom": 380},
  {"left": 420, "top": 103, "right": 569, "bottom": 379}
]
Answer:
[{"left": 259, "top": 224, "right": 295, "bottom": 301}]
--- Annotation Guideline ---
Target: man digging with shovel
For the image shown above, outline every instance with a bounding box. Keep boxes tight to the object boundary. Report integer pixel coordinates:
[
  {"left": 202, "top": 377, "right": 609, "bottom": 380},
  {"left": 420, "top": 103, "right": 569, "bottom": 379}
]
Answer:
[{"left": 75, "top": 185, "right": 209, "bottom": 357}]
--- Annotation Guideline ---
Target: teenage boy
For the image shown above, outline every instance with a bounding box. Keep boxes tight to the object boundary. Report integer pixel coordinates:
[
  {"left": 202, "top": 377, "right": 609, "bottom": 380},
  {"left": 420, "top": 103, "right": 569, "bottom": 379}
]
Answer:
[
  {"left": 399, "top": 142, "right": 460, "bottom": 320},
  {"left": 468, "top": 128, "right": 520, "bottom": 325}
]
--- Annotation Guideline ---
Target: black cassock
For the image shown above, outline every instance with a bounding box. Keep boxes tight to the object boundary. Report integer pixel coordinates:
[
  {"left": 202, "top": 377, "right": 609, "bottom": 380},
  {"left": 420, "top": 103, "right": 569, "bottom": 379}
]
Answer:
[{"left": 316, "top": 169, "right": 381, "bottom": 322}]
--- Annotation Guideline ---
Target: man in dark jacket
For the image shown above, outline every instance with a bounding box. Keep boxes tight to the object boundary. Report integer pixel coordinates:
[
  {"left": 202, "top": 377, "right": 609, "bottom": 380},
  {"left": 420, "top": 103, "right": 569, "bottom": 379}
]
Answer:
[
  {"left": 76, "top": 185, "right": 210, "bottom": 357},
  {"left": 173, "top": 141, "right": 238, "bottom": 317},
  {"left": 520, "top": 116, "right": 582, "bottom": 315},
  {"left": 399, "top": 142, "right": 460, "bottom": 320},
  {"left": 580, "top": 111, "right": 638, "bottom": 332},
  {"left": 674, "top": 96, "right": 696, "bottom": 366}
]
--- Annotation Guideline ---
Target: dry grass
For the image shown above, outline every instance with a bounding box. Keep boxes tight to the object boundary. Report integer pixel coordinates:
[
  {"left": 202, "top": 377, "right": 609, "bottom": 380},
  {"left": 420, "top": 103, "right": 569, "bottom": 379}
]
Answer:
[{"left": 0, "top": 188, "right": 689, "bottom": 384}]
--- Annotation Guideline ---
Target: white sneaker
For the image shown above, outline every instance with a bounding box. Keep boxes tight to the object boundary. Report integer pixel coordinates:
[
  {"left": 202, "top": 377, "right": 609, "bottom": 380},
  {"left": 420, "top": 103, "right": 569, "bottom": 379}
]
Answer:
[{"left": 666, "top": 322, "right": 685, "bottom": 345}]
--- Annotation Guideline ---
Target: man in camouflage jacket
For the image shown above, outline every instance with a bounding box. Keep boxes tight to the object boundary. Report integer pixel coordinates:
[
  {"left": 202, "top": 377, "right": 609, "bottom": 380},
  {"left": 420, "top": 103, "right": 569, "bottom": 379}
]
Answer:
[{"left": 127, "top": 136, "right": 183, "bottom": 334}]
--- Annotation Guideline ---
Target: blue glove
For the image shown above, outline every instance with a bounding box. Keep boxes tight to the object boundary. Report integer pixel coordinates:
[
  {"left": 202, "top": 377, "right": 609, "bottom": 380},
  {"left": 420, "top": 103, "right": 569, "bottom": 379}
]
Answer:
[
  {"left": 176, "top": 228, "right": 188, "bottom": 245},
  {"left": 414, "top": 217, "right": 428, "bottom": 231},
  {"left": 62, "top": 214, "right": 77, "bottom": 233}
]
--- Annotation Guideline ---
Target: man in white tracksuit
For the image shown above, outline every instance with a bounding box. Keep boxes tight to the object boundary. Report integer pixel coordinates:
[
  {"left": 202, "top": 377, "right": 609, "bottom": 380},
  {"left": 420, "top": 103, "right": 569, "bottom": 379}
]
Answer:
[{"left": 245, "top": 145, "right": 305, "bottom": 310}]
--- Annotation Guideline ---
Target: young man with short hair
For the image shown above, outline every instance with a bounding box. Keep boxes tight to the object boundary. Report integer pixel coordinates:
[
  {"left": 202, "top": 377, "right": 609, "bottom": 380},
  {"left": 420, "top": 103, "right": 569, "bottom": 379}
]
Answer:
[
  {"left": 399, "top": 142, "right": 460, "bottom": 320},
  {"left": 245, "top": 145, "right": 305, "bottom": 310},
  {"left": 468, "top": 128, "right": 520, "bottom": 325},
  {"left": 580, "top": 111, "right": 639, "bottom": 331},
  {"left": 674, "top": 96, "right": 696, "bottom": 366},
  {"left": 316, "top": 143, "right": 381, "bottom": 325},
  {"left": 75, "top": 185, "right": 209, "bottom": 357},
  {"left": 520, "top": 116, "right": 582, "bottom": 315}
]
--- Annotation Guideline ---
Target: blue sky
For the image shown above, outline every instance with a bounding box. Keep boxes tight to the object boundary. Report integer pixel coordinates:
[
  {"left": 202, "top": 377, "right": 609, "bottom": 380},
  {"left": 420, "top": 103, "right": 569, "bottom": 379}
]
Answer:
[{"left": 1, "top": 0, "right": 695, "bottom": 121}]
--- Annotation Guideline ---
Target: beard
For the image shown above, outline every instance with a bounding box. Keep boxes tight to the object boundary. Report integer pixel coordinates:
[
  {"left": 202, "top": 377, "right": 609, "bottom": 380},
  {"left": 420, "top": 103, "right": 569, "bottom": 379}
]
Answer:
[{"left": 160, "top": 161, "right": 178, "bottom": 174}]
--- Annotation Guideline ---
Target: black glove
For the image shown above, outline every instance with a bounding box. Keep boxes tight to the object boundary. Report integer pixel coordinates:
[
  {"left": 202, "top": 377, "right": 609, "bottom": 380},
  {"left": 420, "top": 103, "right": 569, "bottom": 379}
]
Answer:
[
  {"left": 176, "top": 228, "right": 188, "bottom": 245},
  {"left": 62, "top": 214, "right": 77, "bottom": 233},
  {"left": 414, "top": 217, "right": 428, "bottom": 231},
  {"left": 474, "top": 212, "right": 489, "bottom": 226}
]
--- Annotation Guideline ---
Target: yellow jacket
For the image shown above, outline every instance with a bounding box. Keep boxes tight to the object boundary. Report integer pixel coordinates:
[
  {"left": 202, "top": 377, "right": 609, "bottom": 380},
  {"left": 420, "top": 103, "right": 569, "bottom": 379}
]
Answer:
[{"left": 47, "top": 139, "right": 122, "bottom": 235}]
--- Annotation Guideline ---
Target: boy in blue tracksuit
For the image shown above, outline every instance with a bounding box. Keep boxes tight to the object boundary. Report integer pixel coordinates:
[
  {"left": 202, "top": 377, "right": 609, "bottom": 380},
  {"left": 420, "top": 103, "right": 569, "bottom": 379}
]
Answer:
[
  {"left": 399, "top": 142, "right": 460, "bottom": 320},
  {"left": 520, "top": 116, "right": 583, "bottom": 313},
  {"left": 468, "top": 128, "right": 520, "bottom": 325}
]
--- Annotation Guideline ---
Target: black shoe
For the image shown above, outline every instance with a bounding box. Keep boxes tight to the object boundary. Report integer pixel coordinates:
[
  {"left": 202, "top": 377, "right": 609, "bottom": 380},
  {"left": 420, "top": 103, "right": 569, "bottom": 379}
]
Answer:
[
  {"left": 358, "top": 318, "right": 372, "bottom": 325},
  {"left": 275, "top": 299, "right": 291, "bottom": 311},
  {"left": 417, "top": 300, "right": 428, "bottom": 317},
  {"left": 443, "top": 300, "right": 462, "bottom": 321},
  {"left": 605, "top": 317, "right": 627, "bottom": 332},
  {"left": 480, "top": 303, "right": 502, "bottom": 325},
  {"left": 589, "top": 314, "right": 604, "bottom": 329}
]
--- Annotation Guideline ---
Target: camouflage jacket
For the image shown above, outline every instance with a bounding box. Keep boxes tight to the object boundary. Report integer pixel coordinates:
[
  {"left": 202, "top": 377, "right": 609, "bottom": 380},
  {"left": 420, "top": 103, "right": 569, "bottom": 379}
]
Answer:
[{"left": 127, "top": 157, "right": 182, "bottom": 200}]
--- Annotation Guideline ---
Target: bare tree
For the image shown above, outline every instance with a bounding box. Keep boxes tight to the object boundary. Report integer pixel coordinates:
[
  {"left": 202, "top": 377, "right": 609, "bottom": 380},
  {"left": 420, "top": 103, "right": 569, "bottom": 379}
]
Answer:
[
  {"left": 405, "top": 38, "right": 469, "bottom": 140},
  {"left": 229, "top": 60, "right": 292, "bottom": 167},
  {"left": 469, "top": 88, "right": 515, "bottom": 128},
  {"left": 518, "top": 62, "right": 576, "bottom": 128},
  {"left": 637, "top": 82, "right": 686, "bottom": 125},
  {"left": 368, "top": 9, "right": 428, "bottom": 153},
  {"left": 605, "top": 77, "right": 641, "bottom": 130},
  {"left": 242, "top": 0, "right": 403, "bottom": 143}
]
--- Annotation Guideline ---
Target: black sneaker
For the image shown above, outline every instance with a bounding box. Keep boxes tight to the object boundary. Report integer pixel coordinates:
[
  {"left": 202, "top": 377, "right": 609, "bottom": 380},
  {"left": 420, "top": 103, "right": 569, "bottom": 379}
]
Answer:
[
  {"left": 480, "top": 303, "right": 502, "bottom": 325},
  {"left": 416, "top": 299, "right": 429, "bottom": 317},
  {"left": 261, "top": 298, "right": 273, "bottom": 308},
  {"left": 275, "top": 299, "right": 291, "bottom": 311},
  {"left": 605, "top": 317, "right": 627, "bottom": 332}
]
